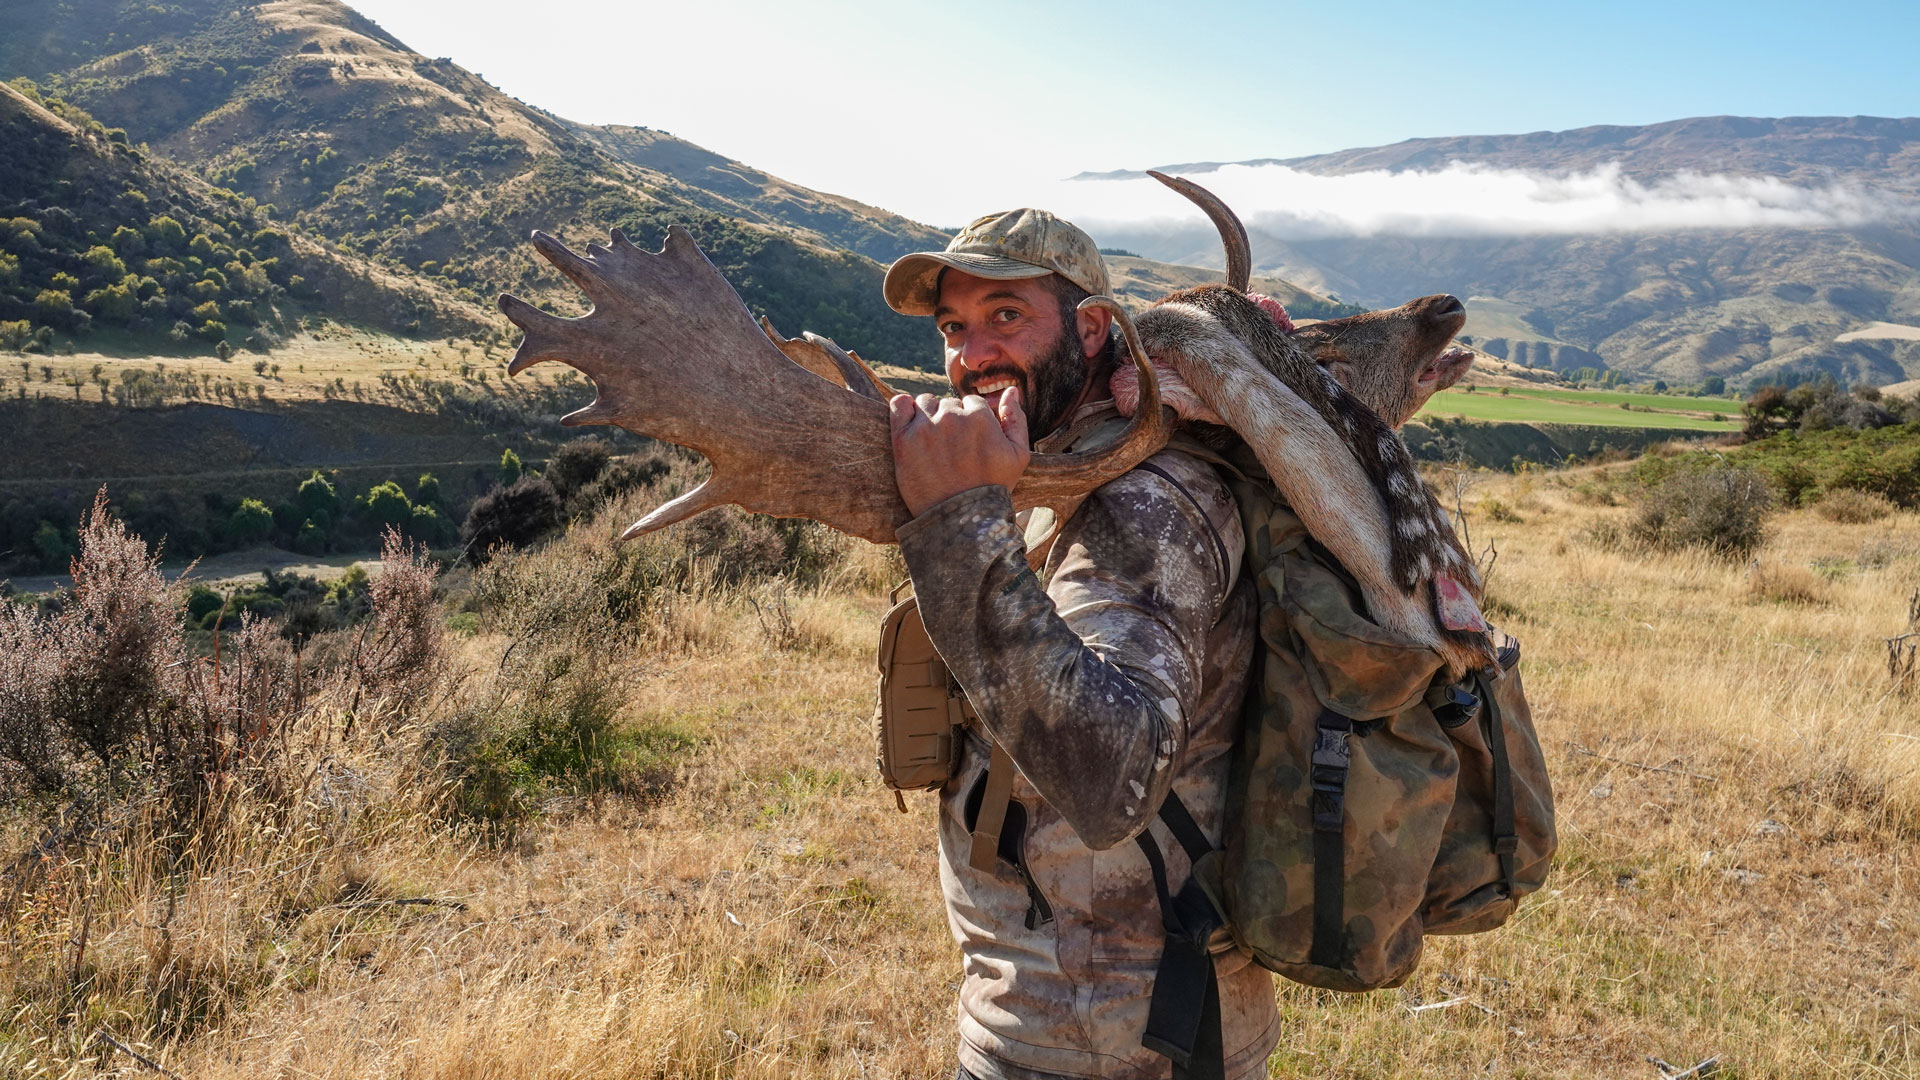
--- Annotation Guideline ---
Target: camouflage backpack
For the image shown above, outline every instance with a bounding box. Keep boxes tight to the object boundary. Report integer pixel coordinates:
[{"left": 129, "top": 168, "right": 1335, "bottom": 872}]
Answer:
[{"left": 1128, "top": 438, "right": 1557, "bottom": 1078}]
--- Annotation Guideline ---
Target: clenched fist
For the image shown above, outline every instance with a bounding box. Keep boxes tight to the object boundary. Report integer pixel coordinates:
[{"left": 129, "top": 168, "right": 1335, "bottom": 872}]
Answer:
[{"left": 889, "top": 388, "right": 1030, "bottom": 517}]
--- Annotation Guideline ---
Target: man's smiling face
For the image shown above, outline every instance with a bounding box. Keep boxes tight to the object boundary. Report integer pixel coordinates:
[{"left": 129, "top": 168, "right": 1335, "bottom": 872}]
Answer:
[{"left": 933, "top": 270, "right": 1094, "bottom": 438}]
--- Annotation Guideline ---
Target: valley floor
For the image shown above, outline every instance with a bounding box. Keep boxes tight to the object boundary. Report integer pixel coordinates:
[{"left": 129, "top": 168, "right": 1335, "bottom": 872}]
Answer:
[{"left": 7, "top": 468, "right": 1919, "bottom": 1079}]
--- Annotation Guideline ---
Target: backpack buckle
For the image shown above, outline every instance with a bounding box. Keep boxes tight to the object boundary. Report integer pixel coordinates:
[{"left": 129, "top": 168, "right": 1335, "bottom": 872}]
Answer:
[{"left": 1429, "top": 682, "right": 1481, "bottom": 729}]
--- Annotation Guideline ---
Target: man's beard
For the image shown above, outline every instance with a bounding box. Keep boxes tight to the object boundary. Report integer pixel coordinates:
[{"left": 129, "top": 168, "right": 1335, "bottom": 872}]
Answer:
[{"left": 959, "top": 321, "right": 1099, "bottom": 439}]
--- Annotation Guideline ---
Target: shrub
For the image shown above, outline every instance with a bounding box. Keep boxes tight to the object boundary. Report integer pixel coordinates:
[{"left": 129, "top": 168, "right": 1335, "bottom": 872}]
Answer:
[
  {"left": 545, "top": 437, "right": 612, "bottom": 502},
  {"left": 297, "top": 470, "right": 339, "bottom": 520},
  {"left": 1816, "top": 488, "right": 1896, "bottom": 524},
  {"left": 566, "top": 451, "right": 670, "bottom": 516},
  {"left": 147, "top": 215, "right": 187, "bottom": 250},
  {"left": 1629, "top": 466, "right": 1774, "bottom": 559},
  {"left": 0, "top": 491, "right": 183, "bottom": 794},
  {"left": 461, "top": 477, "right": 562, "bottom": 561},
  {"left": 361, "top": 481, "right": 414, "bottom": 530},
  {"left": 228, "top": 498, "right": 274, "bottom": 545},
  {"left": 84, "top": 245, "right": 127, "bottom": 279},
  {"left": 1745, "top": 562, "right": 1831, "bottom": 606},
  {"left": 498, "top": 447, "right": 523, "bottom": 486},
  {"left": 350, "top": 531, "right": 447, "bottom": 706}
]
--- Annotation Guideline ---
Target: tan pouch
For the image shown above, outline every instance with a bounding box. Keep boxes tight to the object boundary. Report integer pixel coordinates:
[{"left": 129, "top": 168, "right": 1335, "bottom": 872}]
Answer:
[{"left": 874, "top": 587, "right": 966, "bottom": 795}]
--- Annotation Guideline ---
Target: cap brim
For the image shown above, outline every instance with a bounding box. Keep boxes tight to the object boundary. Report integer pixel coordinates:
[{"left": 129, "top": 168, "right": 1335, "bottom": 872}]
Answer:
[{"left": 884, "top": 252, "right": 1054, "bottom": 316}]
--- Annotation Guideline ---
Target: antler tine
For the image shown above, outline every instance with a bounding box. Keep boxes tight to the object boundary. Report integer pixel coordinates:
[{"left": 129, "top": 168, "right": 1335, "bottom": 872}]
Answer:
[
  {"left": 499, "top": 292, "right": 574, "bottom": 376},
  {"left": 530, "top": 230, "right": 617, "bottom": 304},
  {"left": 1147, "top": 170, "right": 1251, "bottom": 292},
  {"left": 758, "top": 317, "right": 891, "bottom": 402},
  {"left": 619, "top": 480, "right": 736, "bottom": 540},
  {"left": 801, "top": 331, "right": 894, "bottom": 401},
  {"left": 1014, "top": 296, "right": 1171, "bottom": 501}
]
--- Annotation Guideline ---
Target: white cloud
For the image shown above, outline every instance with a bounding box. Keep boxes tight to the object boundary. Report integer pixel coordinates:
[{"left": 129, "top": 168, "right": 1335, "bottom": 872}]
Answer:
[{"left": 1047, "top": 161, "right": 1911, "bottom": 239}]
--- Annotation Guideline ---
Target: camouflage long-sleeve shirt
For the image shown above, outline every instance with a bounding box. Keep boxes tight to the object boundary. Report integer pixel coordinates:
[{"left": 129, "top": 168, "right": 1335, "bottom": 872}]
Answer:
[{"left": 897, "top": 434, "right": 1278, "bottom": 1080}]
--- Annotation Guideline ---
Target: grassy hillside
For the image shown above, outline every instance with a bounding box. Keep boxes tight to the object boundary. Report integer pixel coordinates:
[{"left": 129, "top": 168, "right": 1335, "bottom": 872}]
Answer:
[
  {"left": 0, "top": 79, "right": 492, "bottom": 355},
  {"left": 0, "top": 0, "right": 961, "bottom": 369},
  {"left": 3, "top": 460, "right": 1915, "bottom": 1078}
]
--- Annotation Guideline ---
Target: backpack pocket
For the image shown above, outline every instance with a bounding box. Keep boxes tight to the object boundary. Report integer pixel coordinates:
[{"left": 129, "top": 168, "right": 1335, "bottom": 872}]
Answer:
[
  {"left": 1421, "top": 635, "right": 1558, "bottom": 935},
  {"left": 1225, "top": 551, "right": 1459, "bottom": 992}
]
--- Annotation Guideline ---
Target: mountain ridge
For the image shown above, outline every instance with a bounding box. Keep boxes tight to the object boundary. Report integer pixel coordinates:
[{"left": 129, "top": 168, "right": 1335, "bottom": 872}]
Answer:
[
  {"left": 1074, "top": 115, "right": 1920, "bottom": 387},
  {"left": 1073, "top": 114, "right": 1920, "bottom": 191}
]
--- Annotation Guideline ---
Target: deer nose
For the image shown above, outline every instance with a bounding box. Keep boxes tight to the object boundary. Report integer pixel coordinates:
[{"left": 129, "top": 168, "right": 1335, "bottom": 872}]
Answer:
[{"left": 1428, "top": 295, "right": 1465, "bottom": 320}]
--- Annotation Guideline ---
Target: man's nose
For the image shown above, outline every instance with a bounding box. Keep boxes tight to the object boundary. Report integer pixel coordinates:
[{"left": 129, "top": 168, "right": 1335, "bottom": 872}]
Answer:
[{"left": 954, "top": 335, "right": 1003, "bottom": 371}]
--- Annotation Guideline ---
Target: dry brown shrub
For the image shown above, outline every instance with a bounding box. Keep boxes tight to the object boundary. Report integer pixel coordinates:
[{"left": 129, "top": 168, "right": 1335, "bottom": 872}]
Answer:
[
  {"left": 0, "top": 490, "right": 185, "bottom": 797},
  {"left": 1630, "top": 466, "right": 1774, "bottom": 559},
  {"left": 1746, "top": 561, "right": 1832, "bottom": 605},
  {"left": 348, "top": 529, "right": 448, "bottom": 708},
  {"left": 1816, "top": 488, "right": 1896, "bottom": 524}
]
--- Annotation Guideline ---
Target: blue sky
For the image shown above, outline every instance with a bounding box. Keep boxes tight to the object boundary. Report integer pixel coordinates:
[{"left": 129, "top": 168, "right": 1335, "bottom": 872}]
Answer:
[{"left": 350, "top": 0, "right": 1920, "bottom": 226}]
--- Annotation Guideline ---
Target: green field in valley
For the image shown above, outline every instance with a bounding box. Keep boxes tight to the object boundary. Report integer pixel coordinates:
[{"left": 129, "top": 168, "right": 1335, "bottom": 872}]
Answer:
[
  {"left": 1497, "top": 386, "right": 1745, "bottom": 412},
  {"left": 1417, "top": 386, "right": 1744, "bottom": 431}
]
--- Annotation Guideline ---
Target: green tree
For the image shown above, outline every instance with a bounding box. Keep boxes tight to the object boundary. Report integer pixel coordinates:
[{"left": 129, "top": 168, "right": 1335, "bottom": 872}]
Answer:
[
  {"left": 83, "top": 245, "right": 127, "bottom": 279},
  {"left": 31, "top": 520, "right": 71, "bottom": 569},
  {"left": 362, "top": 481, "right": 414, "bottom": 530},
  {"left": 409, "top": 504, "right": 451, "bottom": 543},
  {"left": 297, "top": 470, "right": 338, "bottom": 522},
  {"left": 1702, "top": 375, "right": 1727, "bottom": 396},
  {"left": 415, "top": 473, "right": 442, "bottom": 506},
  {"left": 228, "top": 498, "right": 274, "bottom": 545},
  {"left": 84, "top": 283, "right": 136, "bottom": 322},
  {"left": 34, "top": 289, "right": 72, "bottom": 316},
  {"left": 499, "top": 448, "right": 523, "bottom": 486},
  {"left": 147, "top": 215, "right": 187, "bottom": 250},
  {"left": 110, "top": 225, "right": 146, "bottom": 255}
]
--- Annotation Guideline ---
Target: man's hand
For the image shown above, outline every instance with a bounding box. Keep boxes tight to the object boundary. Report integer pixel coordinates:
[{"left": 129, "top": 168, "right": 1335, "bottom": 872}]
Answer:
[{"left": 889, "top": 388, "right": 1031, "bottom": 517}]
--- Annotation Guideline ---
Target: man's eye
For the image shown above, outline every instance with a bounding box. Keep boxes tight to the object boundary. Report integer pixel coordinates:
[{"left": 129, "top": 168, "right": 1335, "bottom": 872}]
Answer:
[
  {"left": 938, "top": 321, "right": 961, "bottom": 335},
  {"left": 993, "top": 308, "right": 1019, "bottom": 323}
]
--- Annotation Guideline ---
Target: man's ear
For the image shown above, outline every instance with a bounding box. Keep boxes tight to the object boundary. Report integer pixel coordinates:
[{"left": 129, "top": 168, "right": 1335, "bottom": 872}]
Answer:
[{"left": 1076, "top": 302, "right": 1114, "bottom": 359}]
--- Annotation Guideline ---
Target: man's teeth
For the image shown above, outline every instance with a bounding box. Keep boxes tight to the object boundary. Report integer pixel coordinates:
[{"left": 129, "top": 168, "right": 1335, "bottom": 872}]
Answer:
[{"left": 974, "top": 379, "right": 1015, "bottom": 395}]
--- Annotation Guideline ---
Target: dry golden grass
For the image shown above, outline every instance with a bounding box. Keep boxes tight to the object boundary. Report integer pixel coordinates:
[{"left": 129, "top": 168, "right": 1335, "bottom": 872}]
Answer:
[{"left": 6, "top": 468, "right": 1919, "bottom": 1079}]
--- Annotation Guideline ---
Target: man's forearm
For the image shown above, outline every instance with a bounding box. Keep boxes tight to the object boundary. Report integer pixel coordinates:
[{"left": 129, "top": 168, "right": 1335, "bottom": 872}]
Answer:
[{"left": 897, "top": 484, "right": 1185, "bottom": 851}]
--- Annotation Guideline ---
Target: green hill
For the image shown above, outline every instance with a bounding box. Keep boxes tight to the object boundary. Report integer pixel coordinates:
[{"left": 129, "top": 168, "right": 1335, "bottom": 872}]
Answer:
[
  {"left": 0, "top": 0, "right": 951, "bottom": 367},
  {"left": 0, "top": 79, "right": 493, "bottom": 356}
]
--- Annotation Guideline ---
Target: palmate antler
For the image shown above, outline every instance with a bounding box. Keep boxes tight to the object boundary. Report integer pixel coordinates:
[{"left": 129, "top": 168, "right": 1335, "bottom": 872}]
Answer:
[{"left": 497, "top": 227, "right": 1170, "bottom": 544}]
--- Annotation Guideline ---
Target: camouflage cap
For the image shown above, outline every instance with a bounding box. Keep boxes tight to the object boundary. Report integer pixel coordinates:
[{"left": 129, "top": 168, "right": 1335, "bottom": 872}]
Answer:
[{"left": 884, "top": 208, "right": 1111, "bottom": 317}]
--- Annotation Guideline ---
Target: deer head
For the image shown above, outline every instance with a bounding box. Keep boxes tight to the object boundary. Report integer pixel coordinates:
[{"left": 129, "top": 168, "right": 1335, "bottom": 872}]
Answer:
[{"left": 496, "top": 227, "right": 1170, "bottom": 545}]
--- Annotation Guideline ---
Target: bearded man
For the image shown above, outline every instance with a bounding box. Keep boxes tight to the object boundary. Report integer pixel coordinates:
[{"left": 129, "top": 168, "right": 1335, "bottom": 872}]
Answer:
[{"left": 883, "top": 210, "right": 1279, "bottom": 1080}]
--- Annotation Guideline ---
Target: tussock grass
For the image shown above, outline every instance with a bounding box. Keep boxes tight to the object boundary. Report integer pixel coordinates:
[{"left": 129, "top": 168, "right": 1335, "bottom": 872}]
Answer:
[
  {"left": 1816, "top": 488, "right": 1897, "bottom": 524},
  {"left": 3, "top": 466, "right": 1918, "bottom": 1078}
]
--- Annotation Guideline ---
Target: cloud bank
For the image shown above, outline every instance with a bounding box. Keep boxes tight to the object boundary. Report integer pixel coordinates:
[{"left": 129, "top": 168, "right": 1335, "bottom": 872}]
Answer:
[{"left": 1049, "top": 161, "right": 1910, "bottom": 239}]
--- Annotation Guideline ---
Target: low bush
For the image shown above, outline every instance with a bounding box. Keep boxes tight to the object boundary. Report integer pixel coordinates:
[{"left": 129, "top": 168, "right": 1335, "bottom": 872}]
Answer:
[
  {"left": 1745, "top": 562, "right": 1831, "bottom": 605},
  {"left": 1815, "top": 488, "right": 1896, "bottom": 524},
  {"left": 461, "top": 476, "right": 563, "bottom": 561},
  {"left": 1628, "top": 466, "right": 1774, "bottom": 559}
]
